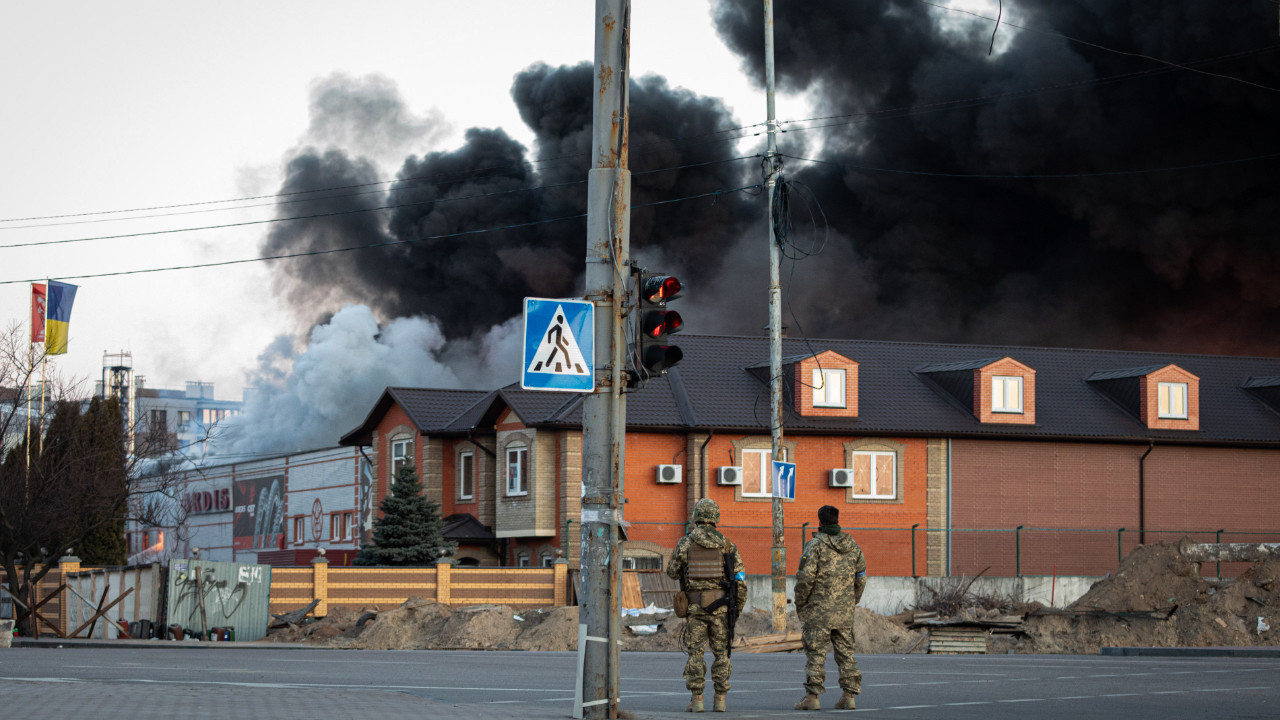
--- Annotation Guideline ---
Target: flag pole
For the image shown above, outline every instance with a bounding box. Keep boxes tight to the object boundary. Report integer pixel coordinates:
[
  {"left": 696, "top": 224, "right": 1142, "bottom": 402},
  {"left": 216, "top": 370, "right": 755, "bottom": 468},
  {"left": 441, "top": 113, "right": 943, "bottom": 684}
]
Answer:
[{"left": 39, "top": 278, "right": 49, "bottom": 456}]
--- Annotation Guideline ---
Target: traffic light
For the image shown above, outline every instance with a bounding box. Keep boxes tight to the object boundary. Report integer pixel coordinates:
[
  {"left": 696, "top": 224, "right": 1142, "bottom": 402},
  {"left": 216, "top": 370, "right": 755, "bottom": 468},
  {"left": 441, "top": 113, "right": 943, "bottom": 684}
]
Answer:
[{"left": 637, "top": 272, "right": 684, "bottom": 377}]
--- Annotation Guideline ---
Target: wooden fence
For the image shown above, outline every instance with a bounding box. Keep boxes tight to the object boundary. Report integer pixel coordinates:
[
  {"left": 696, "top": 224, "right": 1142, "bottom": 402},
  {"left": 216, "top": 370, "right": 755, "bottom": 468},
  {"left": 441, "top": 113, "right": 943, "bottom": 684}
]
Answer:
[{"left": 269, "top": 559, "right": 571, "bottom": 617}]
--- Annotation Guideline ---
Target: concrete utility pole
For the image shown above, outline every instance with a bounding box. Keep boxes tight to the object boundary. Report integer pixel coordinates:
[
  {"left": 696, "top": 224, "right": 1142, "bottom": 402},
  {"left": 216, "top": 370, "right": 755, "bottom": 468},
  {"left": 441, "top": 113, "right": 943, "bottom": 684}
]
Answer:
[
  {"left": 580, "top": 1, "right": 631, "bottom": 717},
  {"left": 764, "top": 0, "right": 788, "bottom": 634}
]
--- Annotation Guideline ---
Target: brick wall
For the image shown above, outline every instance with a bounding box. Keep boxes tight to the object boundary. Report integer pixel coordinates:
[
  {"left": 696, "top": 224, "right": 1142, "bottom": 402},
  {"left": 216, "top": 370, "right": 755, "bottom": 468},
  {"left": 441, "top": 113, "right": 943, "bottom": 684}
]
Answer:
[{"left": 950, "top": 439, "right": 1280, "bottom": 575}]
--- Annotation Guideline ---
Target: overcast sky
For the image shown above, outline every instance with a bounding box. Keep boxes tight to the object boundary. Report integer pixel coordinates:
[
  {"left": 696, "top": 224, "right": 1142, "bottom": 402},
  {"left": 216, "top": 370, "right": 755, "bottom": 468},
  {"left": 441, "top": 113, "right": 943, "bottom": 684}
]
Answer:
[{"left": 0, "top": 1, "right": 766, "bottom": 398}]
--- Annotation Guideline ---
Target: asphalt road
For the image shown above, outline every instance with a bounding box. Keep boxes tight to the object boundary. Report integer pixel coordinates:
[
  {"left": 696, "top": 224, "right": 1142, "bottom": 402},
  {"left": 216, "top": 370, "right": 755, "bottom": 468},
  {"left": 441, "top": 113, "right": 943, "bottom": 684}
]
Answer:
[{"left": 1, "top": 647, "right": 1277, "bottom": 719}]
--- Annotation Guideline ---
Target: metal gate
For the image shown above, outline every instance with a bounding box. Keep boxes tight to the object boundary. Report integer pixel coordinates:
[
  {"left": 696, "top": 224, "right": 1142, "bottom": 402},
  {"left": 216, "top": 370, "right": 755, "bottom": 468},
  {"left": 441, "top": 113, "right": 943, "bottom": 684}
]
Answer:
[{"left": 165, "top": 560, "right": 272, "bottom": 641}]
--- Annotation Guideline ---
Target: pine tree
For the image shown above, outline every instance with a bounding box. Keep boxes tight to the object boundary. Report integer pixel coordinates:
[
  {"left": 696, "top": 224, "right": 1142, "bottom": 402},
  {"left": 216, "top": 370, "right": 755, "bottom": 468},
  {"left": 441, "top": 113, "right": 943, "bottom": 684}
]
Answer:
[{"left": 354, "top": 464, "right": 456, "bottom": 566}]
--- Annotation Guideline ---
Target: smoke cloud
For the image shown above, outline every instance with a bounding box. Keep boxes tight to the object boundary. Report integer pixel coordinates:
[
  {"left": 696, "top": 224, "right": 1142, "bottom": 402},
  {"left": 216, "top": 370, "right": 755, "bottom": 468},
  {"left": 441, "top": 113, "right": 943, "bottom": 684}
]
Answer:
[
  {"left": 712, "top": 0, "right": 1280, "bottom": 354},
  {"left": 232, "top": 9, "right": 1279, "bottom": 454}
]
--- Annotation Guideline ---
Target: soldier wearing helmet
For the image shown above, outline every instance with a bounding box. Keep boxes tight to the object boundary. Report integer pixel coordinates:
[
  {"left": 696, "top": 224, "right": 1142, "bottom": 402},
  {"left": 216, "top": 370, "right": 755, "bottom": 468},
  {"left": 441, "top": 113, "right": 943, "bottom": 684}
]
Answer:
[{"left": 666, "top": 498, "right": 748, "bottom": 712}]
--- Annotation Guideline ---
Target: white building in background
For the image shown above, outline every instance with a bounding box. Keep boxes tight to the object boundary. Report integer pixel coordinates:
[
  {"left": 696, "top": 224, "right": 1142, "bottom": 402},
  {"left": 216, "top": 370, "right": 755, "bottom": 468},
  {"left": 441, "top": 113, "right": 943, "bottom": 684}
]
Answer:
[
  {"left": 96, "top": 351, "right": 248, "bottom": 457},
  {"left": 127, "top": 446, "right": 372, "bottom": 566}
]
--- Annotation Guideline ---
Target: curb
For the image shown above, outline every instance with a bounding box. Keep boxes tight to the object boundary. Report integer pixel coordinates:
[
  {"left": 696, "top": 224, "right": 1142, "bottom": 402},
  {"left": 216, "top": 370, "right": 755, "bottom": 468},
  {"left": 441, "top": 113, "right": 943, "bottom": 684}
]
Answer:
[
  {"left": 1101, "top": 646, "right": 1280, "bottom": 658},
  {"left": 11, "top": 638, "right": 316, "bottom": 651}
]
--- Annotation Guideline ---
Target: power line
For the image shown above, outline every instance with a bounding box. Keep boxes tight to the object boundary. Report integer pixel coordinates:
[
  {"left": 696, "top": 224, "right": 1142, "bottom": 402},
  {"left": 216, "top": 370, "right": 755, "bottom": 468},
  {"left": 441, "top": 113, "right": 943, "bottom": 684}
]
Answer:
[
  {"left": 779, "top": 149, "right": 1280, "bottom": 178},
  {"left": 4, "top": 14, "right": 1273, "bottom": 226},
  {"left": 909, "top": 0, "right": 1280, "bottom": 93},
  {"left": 0, "top": 184, "right": 761, "bottom": 285},
  {"left": 0, "top": 156, "right": 759, "bottom": 249}
]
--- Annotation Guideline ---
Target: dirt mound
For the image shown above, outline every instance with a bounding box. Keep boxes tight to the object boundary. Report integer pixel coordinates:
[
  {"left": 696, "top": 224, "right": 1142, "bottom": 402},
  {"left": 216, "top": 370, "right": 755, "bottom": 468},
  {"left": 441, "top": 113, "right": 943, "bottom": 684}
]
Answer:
[
  {"left": 268, "top": 540, "right": 1277, "bottom": 655},
  {"left": 1009, "top": 539, "right": 1279, "bottom": 654},
  {"left": 512, "top": 606, "right": 580, "bottom": 651},
  {"left": 434, "top": 604, "right": 523, "bottom": 649},
  {"left": 350, "top": 597, "right": 452, "bottom": 650}
]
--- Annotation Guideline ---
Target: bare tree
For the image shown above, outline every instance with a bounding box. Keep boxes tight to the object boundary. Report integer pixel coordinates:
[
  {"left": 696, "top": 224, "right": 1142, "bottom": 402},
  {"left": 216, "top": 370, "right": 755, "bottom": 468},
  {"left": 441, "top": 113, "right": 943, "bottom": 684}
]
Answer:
[{"left": 0, "top": 322, "right": 190, "bottom": 636}]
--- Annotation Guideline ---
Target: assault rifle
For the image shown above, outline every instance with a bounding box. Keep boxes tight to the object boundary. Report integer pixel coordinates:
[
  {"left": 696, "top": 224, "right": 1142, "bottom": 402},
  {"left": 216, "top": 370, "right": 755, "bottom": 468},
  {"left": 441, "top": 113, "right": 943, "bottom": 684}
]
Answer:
[{"left": 722, "top": 550, "right": 739, "bottom": 656}]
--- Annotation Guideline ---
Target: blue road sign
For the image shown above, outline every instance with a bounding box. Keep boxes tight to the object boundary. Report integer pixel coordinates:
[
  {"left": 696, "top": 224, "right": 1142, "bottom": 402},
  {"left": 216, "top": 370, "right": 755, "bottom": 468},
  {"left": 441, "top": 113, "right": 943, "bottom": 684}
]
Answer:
[
  {"left": 773, "top": 460, "right": 796, "bottom": 500},
  {"left": 522, "top": 298, "right": 595, "bottom": 392}
]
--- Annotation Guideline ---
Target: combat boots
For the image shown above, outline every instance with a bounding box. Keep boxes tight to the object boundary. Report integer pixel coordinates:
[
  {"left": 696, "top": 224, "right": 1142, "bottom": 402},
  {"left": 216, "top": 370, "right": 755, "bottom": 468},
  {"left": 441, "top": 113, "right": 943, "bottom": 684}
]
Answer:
[
  {"left": 834, "top": 691, "right": 857, "bottom": 709},
  {"left": 794, "top": 693, "right": 821, "bottom": 710},
  {"left": 686, "top": 692, "right": 704, "bottom": 712},
  {"left": 713, "top": 692, "right": 726, "bottom": 712}
]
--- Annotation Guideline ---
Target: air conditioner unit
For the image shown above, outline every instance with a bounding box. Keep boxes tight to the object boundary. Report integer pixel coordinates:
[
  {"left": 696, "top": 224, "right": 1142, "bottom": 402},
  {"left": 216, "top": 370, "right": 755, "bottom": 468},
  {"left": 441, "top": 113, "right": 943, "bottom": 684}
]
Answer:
[
  {"left": 829, "top": 468, "right": 855, "bottom": 488},
  {"left": 656, "top": 464, "right": 683, "bottom": 484},
  {"left": 717, "top": 466, "right": 743, "bottom": 486}
]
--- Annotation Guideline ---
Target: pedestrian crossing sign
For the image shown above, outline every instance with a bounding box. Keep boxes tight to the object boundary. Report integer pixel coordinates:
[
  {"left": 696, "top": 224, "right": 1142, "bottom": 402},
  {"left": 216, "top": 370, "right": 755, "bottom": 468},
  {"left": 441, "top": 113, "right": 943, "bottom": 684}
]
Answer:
[{"left": 522, "top": 297, "right": 595, "bottom": 392}]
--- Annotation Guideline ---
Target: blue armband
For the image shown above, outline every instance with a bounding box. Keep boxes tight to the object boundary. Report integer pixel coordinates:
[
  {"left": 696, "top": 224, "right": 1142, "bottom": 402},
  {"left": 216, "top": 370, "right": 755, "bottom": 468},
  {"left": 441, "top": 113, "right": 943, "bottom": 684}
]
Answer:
[
  {"left": 854, "top": 571, "right": 866, "bottom": 579},
  {"left": 734, "top": 571, "right": 746, "bottom": 581}
]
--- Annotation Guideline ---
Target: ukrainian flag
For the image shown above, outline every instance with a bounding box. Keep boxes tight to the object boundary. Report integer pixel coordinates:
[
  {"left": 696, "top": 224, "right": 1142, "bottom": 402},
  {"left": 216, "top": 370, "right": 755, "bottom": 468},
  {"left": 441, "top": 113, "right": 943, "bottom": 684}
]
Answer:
[{"left": 45, "top": 281, "right": 78, "bottom": 355}]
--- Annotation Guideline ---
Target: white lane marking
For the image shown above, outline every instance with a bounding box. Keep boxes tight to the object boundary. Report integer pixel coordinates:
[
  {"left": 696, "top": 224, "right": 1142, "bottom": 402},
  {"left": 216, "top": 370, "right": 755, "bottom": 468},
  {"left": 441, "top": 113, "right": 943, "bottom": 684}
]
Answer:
[
  {"left": 0, "top": 676, "right": 567, "bottom": 693},
  {"left": 944, "top": 701, "right": 993, "bottom": 706}
]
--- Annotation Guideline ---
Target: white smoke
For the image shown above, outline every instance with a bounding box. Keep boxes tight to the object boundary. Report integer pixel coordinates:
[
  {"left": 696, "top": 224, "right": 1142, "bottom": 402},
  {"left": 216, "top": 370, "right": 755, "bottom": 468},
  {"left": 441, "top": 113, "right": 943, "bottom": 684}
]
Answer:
[{"left": 212, "top": 304, "right": 520, "bottom": 457}]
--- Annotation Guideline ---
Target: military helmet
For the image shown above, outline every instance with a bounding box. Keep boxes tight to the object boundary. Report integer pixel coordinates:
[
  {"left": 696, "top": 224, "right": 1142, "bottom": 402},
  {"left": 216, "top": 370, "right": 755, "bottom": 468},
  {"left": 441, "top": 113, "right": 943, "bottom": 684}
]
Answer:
[{"left": 693, "top": 498, "right": 720, "bottom": 525}]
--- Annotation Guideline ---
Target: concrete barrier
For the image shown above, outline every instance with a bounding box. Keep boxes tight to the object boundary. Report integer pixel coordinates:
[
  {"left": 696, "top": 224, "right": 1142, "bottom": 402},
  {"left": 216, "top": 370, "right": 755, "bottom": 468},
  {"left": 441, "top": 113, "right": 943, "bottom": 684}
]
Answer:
[
  {"left": 743, "top": 575, "right": 1103, "bottom": 617},
  {"left": 0, "top": 620, "right": 12, "bottom": 648}
]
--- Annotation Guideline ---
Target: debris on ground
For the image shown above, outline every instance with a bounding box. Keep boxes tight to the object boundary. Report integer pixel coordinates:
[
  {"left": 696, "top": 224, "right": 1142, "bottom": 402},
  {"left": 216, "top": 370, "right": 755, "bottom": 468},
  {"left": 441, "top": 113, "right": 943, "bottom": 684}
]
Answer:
[{"left": 266, "top": 539, "right": 1277, "bottom": 654}]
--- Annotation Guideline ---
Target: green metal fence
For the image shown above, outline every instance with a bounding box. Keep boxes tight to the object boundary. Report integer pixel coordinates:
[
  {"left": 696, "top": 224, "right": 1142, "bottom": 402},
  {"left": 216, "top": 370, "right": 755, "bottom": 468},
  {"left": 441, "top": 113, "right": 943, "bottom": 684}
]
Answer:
[{"left": 624, "top": 521, "right": 1280, "bottom": 578}]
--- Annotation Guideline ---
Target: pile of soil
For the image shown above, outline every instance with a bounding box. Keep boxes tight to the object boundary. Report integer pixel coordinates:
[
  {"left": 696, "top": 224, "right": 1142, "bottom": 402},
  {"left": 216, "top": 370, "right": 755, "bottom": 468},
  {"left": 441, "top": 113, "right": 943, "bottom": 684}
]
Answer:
[
  {"left": 1006, "top": 538, "right": 1279, "bottom": 654},
  {"left": 270, "top": 600, "right": 924, "bottom": 654},
  {"left": 267, "top": 539, "right": 1275, "bottom": 655}
]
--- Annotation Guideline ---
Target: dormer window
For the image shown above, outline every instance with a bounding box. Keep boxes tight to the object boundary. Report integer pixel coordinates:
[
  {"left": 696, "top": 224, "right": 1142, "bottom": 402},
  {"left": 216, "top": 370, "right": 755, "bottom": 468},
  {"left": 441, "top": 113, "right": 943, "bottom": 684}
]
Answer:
[
  {"left": 1158, "top": 382, "right": 1188, "bottom": 419},
  {"left": 812, "top": 368, "right": 846, "bottom": 408},
  {"left": 992, "top": 376, "right": 1023, "bottom": 413}
]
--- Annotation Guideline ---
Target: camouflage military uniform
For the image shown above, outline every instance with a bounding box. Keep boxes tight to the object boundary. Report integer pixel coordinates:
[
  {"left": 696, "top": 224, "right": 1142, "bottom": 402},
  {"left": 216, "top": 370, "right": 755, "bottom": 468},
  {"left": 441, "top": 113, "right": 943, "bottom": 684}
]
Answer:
[
  {"left": 794, "top": 530, "right": 867, "bottom": 697},
  {"left": 666, "top": 499, "right": 748, "bottom": 696}
]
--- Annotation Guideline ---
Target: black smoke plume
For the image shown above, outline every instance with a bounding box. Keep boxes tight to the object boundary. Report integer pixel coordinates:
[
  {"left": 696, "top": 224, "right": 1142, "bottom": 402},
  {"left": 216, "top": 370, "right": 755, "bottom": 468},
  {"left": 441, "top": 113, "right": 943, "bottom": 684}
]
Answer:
[
  {"left": 263, "top": 63, "right": 757, "bottom": 340},
  {"left": 713, "top": 0, "right": 1280, "bottom": 355}
]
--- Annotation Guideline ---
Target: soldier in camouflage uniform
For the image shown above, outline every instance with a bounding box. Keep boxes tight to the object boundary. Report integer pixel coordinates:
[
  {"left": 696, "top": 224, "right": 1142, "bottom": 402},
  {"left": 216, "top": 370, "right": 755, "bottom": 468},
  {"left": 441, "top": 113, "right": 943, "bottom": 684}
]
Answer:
[
  {"left": 667, "top": 498, "right": 748, "bottom": 713},
  {"left": 793, "top": 505, "right": 867, "bottom": 711}
]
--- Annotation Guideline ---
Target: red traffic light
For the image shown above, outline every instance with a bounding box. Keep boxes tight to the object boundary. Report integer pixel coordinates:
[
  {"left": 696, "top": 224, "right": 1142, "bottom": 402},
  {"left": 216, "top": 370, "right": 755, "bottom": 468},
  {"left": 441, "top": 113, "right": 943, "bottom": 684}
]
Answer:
[
  {"left": 641, "top": 275, "right": 682, "bottom": 304},
  {"left": 641, "top": 310, "right": 683, "bottom": 338}
]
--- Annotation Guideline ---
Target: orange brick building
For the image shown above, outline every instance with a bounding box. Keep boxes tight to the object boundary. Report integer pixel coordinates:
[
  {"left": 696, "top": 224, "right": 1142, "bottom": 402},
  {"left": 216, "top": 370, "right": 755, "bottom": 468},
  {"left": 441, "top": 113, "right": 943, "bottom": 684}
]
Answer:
[{"left": 340, "top": 335, "right": 1280, "bottom": 577}]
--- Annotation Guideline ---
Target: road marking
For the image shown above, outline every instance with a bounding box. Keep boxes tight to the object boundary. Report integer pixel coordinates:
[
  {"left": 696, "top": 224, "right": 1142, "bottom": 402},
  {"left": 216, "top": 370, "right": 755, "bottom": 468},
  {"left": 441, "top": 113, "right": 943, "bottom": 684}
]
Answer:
[{"left": 0, "top": 676, "right": 570, "bottom": 693}]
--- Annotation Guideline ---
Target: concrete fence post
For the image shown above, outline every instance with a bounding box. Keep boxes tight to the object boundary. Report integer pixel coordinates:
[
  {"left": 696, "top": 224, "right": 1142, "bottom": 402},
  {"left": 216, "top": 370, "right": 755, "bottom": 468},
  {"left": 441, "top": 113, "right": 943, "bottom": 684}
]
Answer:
[
  {"left": 436, "top": 561, "right": 451, "bottom": 605},
  {"left": 311, "top": 555, "right": 329, "bottom": 617}
]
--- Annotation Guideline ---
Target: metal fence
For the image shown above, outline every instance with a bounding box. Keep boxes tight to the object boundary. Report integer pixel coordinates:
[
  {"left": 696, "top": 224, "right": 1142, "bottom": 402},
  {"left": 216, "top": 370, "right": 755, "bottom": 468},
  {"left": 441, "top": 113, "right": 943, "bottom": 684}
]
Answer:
[{"left": 625, "top": 522, "right": 1280, "bottom": 578}]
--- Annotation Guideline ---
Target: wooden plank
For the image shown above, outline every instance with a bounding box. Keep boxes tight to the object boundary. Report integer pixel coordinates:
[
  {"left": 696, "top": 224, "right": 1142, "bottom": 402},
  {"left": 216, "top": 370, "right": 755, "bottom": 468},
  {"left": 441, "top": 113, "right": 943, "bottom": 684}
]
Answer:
[{"left": 621, "top": 571, "right": 644, "bottom": 610}]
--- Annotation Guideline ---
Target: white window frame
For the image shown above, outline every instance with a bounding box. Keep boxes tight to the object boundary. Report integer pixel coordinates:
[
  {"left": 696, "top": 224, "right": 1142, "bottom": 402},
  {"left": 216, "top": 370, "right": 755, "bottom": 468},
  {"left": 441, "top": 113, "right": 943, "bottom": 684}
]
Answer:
[
  {"left": 391, "top": 436, "right": 414, "bottom": 476},
  {"left": 992, "top": 375, "right": 1023, "bottom": 413},
  {"left": 458, "top": 451, "right": 475, "bottom": 501},
  {"left": 541, "top": 553, "right": 555, "bottom": 568},
  {"left": 517, "top": 553, "right": 531, "bottom": 568},
  {"left": 1158, "top": 382, "right": 1188, "bottom": 419},
  {"left": 292, "top": 516, "right": 305, "bottom": 545},
  {"left": 812, "top": 367, "right": 846, "bottom": 408},
  {"left": 506, "top": 445, "right": 528, "bottom": 496},
  {"left": 330, "top": 513, "right": 344, "bottom": 541},
  {"left": 740, "top": 447, "right": 788, "bottom": 497},
  {"left": 852, "top": 450, "right": 896, "bottom": 499}
]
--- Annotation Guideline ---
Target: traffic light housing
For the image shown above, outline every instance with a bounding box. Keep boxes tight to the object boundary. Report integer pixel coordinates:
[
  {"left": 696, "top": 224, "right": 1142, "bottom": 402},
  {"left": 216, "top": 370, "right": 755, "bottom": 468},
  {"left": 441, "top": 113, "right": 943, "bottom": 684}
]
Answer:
[{"left": 637, "top": 273, "right": 684, "bottom": 378}]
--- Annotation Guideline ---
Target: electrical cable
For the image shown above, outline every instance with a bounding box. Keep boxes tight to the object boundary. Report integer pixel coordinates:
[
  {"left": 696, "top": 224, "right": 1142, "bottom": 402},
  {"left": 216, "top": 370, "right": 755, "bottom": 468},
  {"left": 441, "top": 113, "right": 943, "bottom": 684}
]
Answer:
[
  {"left": 906, "top": 0, "right": 1280, "bottom": 93},
  {"left": 779, "top": 149, "right": 1280, "bottom": 179},
  {"left": 0, "top": 155, "right": 760, "bottom": 249},
  {"left": 0, "top": 183, "right": 761, "bottom": 285}
]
